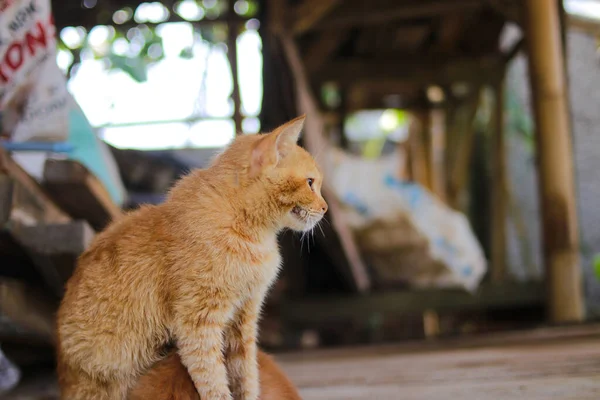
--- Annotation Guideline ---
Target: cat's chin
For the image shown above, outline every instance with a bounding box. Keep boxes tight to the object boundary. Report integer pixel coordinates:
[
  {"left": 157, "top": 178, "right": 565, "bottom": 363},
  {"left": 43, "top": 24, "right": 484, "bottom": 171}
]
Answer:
[{"left": 284, "top": 206, "right": 322, "bottom": 232}]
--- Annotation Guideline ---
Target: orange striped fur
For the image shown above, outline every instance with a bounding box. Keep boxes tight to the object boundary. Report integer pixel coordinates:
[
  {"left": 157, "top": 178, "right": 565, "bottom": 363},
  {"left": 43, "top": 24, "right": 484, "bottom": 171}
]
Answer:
[
  {"left": 129, "top": 350, "right": 302, "bottom": 400},
  {"left": 56, "top": 116, "right": 326, "bottom": 400}
]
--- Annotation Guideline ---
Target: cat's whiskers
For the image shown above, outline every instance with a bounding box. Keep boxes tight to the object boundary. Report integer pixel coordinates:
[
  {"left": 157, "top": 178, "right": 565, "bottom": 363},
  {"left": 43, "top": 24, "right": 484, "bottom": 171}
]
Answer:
[{"left": 316, "top": 219, "right": 325, "bottom": 237}]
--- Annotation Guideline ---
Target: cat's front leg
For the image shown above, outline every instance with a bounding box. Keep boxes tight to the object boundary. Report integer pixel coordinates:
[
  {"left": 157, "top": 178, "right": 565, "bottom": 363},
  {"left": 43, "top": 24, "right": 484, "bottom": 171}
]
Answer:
[
  {"left": 175, "top": 297, "right": 234, "bottom": 400},
  {"left": 225, "top": 296, "right": 261, "bottom": 400}
]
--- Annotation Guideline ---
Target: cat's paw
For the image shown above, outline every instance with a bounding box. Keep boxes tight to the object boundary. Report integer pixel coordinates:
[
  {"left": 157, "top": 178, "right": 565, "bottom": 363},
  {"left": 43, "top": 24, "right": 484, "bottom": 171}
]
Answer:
[
  {"left": 208, "top": 393, "right": 233, "bottom": 400},
  {"left": 232, "top": 387, "right": 259, "bottom": 400},
  {"left": 201, "top": 389, "right": 233, "bottom": 400}
]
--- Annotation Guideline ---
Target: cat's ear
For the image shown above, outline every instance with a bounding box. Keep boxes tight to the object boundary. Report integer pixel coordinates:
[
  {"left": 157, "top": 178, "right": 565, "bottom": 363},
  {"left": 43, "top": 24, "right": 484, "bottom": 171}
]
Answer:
[
  {"left": 249, "top": 115, "right": 305, "bottom": 176},
  {"left": 272, "top": 114, "right": 305, "bottom": 157},
  {"left": 250, "top": 133, "right": 279, "bottom": 176}
]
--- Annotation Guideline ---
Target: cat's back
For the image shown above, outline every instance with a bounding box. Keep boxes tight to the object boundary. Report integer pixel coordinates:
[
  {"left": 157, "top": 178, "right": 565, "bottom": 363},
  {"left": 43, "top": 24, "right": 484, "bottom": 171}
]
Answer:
[
  {"left": 59, "top": 204, "right": 175, "bottom": 323},
  {"left": 70, "top": 204, "right": 172, "bottom": 278}
]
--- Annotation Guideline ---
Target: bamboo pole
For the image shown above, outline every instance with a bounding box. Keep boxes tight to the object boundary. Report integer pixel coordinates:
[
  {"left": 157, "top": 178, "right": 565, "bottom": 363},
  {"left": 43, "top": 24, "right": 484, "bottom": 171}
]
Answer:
[
  {"left": 449, "top": 90, "right": 480, "bottom": 210},
  {"left": 430, "top": 107, "right": 447, "bottom": 202},
  {"left": 524, "top": 0, "right": 584, "bottom": 322},
  {"left": 490, "top": 77, "right": 507, "bottom": 282},
  {"left": 414, "top": 110, "right": 433, "bottom": 191}
]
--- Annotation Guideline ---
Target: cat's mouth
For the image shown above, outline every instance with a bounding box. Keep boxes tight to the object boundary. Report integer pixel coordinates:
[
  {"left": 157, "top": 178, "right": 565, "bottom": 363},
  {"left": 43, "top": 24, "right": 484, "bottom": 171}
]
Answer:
[{"left": 291, "top": 205, "right": 308, "bottom": 221}]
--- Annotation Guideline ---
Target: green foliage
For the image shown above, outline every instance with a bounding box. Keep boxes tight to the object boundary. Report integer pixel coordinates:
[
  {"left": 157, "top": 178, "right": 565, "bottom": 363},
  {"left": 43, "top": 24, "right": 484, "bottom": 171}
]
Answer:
[
  {"left": 107, "top": 54, "right": 148, "bottom": 82},
  {"left": 594, "top": 254, "right": 600, "bottom": 282},
  {"left": 58, "top": 0, "right": 259, "bottom": 82},
  {"left": 505, "top": 83, "right": 535, "bottom": 154}
]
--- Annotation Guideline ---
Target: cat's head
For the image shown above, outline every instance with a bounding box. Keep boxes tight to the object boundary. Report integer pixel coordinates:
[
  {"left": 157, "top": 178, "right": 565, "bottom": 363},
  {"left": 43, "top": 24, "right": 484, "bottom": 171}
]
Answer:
[{"left": 218, "top": 115, "right": 328, "bottom": 232}]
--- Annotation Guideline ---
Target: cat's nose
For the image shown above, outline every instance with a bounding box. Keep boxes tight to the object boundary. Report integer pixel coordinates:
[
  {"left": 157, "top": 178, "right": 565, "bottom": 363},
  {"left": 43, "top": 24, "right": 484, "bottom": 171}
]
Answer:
[{"left": 320, "top": 202, "right": 328, "bottom": 214}]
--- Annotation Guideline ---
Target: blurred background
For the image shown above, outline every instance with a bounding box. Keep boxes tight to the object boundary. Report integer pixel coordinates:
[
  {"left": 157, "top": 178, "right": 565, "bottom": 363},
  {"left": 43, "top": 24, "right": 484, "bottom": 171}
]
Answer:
[{"left": 2, "top": 0, "right": 600, "bottom": 398}]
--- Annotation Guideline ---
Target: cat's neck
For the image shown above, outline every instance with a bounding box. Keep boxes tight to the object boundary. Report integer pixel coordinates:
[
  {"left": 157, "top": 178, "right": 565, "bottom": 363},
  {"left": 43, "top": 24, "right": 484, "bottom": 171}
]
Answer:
[{"left": 168, "top": 167, "right": 284, "bottom": 243}]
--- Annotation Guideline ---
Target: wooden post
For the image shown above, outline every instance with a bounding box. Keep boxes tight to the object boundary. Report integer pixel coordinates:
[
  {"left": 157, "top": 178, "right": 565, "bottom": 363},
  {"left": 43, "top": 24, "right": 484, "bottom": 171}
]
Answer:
[
  {"left": 429, "top": 107, "right": 447, "bottom": 202},
  {"left": 449, "top": 90, "right": 480, "bottom": 210},
  {"left": 416, "top": 110, "right": 433, "bottom": 191},
  {"left": 524, "top": 0, "right": 584, "bottom": 322},
  {"left": 279, "top": 33, "right": 371, "bottom": 293},
  {"left": 490, "top": 77, "right": 507, "bottom": 282},
  {"left": 408, "top": 115, "right": 429, "bottom": 187},
  {"left": 227, "top": 14, "right": 242, "bottom": 134}
]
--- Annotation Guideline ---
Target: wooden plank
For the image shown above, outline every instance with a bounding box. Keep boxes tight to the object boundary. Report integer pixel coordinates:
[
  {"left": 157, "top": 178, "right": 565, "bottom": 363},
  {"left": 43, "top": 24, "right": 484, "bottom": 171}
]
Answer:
[
  {"left": 0, "top": 278, "right": 56, "bottom": 344},
  {"left": 227, "top": 5, "right": 243, "bottom": 134},
  {"left": 316, "top": 54, "right": 505, "bottom": 88},
  {"left": 567, "top": 14, "right": 600, "bottom": 35},
  {"left": 276, "top": 323, "right": 600, "bottom": 362},
  {"left": 448, "top": 91, "right": 480, "bottom": 209},
  {"left": 415, "top": 110, "right": 433, "bottom": 192},
  {"left": 408, "top": 115, "right": 430, "bottom": 188},
  {"left": 280, "top": 335, "right": 600, "bottom": 400},
  {"left": 281, "top": 282, "right": 544, "bottom": 325},
  {"left": 10, "top": 221, "right": 95, "bottom": 297},
  {"left": 490, "top": 77, "right": 507, "bottom": 282},
  {"left": 312, "top": 0, "right": 483, "bottom": 30},
  {"left": 0, "top": 148, "right": 69, "bottom": 225},
  {"left": 292, "top": 0, "right": 341, "bottom": 35},
  {"left": 304, "top": 29, "right": 348, "bottom": 73},
  {"left": 429, "top": 108, "right": 447, "bottom": 203},
  {"left": 279, "top": 33, "right": 371, "bottom": 293},
  {"left": 524, "top": 0, "right": 583, "bottom": 322},
  {"left": 0, "top": 173, "right": 13, "bottom": 225},
  {"left": 43, "top": 159, "right": 121, "bottom": 231}
]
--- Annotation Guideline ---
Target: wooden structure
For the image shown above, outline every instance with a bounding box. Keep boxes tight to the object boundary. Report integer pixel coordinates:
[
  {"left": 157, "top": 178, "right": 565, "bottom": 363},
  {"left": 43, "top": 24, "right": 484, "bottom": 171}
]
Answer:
[
  {"left": 7, "top": 323, "right": 600, "bottom": 398},
  {"left": 261, "top": 0, "right": 583, "bottom": 325},
  {"left": 0, "top": 147, "right": 117, "bottom": 343},
  {"left": 3, "top": 0, "right": 584, "bottom": 345},
  {"left": 277, "top": 324, "right": 600, "bottom": 399}
]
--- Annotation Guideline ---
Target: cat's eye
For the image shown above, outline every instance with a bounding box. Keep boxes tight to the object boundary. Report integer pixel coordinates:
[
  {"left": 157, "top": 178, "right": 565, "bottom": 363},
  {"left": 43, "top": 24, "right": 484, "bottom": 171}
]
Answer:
[{"left": 307, "top": 178, "right": 314, "bottom": 189}]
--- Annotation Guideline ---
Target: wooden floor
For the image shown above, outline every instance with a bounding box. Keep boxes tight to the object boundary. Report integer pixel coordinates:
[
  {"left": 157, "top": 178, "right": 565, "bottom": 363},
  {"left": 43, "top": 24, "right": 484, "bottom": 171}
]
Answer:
[
  {"left": 277, "top": 325, "right": 600, "bottom": 400},
  {"left": 3, "top": 325, "right": 600, "bottom": 400}
]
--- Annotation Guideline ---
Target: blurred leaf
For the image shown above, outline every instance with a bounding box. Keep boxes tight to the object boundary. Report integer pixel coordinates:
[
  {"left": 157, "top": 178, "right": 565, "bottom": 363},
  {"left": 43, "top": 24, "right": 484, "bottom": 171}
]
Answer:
[
  {"left": 179, "top": 47, "right": 194, "bottom": 59},
  {"left": 108, "top": 54, "right": 148, "bottom": 82},
  {"left": 246, "top": 0, "right": 259, "bottom": 17},
  {"left": 594, "top": 254, "right": 600, "bottom": 282}
]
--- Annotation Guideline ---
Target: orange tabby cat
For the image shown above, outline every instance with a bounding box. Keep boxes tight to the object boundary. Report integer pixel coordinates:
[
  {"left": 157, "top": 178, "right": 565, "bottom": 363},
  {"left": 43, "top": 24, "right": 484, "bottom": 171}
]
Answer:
[
  {"left": 129, "top": 349, "right": 302, "bottom": 400},
  {"left": 56, "top": 115, "right": 326, "bottom": 400}
]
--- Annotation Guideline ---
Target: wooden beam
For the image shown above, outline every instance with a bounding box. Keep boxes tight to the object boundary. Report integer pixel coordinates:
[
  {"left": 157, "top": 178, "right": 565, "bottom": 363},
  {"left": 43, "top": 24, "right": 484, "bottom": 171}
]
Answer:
[
  {"left": 228, "top": 2, "right": 243, "bottom": 134},
  {"left": 292, "top": 0, "right": 341, "bottom": 35},
  {"left": 43, "top": 159, "right": 121, "bottom": 231},
  {"left": 312, "top": 0, "right": 483, "bottom": 30},
  {"left": 429, "top": 107, "right": 447, "bottom": 202},
  {"left": 10, "top": 221, "right": 95, "bottom": 297},
  {"left": 504, "top": 37, "right": 525, "bottom": 64},
  {"left": 303, "top": 29, "right": 348, "bottom": 73},
  {"left": 408, "top": 116, "right": 430, "bottom": 188},
  {"left": 415, "top": 110, "right": 433, "bottom": 192},
  {"left": 0, "top": 149, "right": 69, "bottom": 225},
  {"left": 0, "top": 278, "right": 56, "bottom": 343},
  {"left": 524, "top": 0, "right": 583, "bottom": 322},
  {"left": 567, "top": 14, "right": 600, "bottom": 35},
  {"left": 280, "top": 33, "right": 371, "bottom": 293},
  {"left": 282, "top": 282, "right": 544, "bottom": 325},
  {"left": 448, "top": 90, "right": 480, "bottom": 209},
  {"left": 490, "top": 77, "right": 507, "bottom": 282},
  {"left": 316, "top": 55, "right": 505, "bottom": 88},
  {"left": 435, "top": 14, "right": 466, "bottom": 53},
  {"left": 0, "top": 174, "right": 13, "bottom": 225}
]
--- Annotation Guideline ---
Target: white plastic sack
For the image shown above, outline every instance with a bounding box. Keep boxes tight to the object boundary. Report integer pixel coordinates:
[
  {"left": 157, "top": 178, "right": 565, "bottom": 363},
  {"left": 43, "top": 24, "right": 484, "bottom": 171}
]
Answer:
[
  {"left": 0, "top": 346, "right": 20, "bottom": 394},
  {"left": 0, "top": 0, "right": 69, "bottom": 142},
  {"left": 327, "top": 149, "right": 487, "bottom": 292}
]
